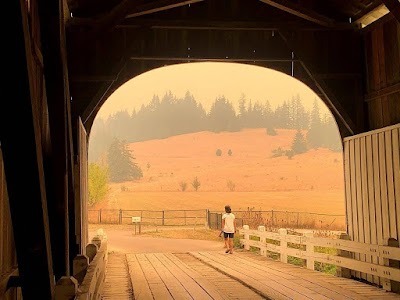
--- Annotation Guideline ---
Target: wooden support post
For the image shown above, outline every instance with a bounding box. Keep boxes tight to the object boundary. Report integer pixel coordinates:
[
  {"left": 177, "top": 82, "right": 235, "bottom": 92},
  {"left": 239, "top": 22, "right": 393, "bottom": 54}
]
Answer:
[
  {"left": 86, "top": 244, "right": 98, "bottom": 263},
  {"left": 243, "top": 225, "right": 250, "bottom": 250},
  {"left": 335, "top": 233, "right": 352, "bottom": 278},
  {"left": 279, "top": 228, "right": 287, "bottom": 263},
  {"left": 1, "top": 1, "right": 55, "bottom": 297},
  {"left": 72, "top": 255, "right": 89, "bottom": 284},
  {"left": 55, "top": 276, "right": 78, "bottom": 300},
  {"left": 304, "top": 231, "right": 315, "bottom": 270}
]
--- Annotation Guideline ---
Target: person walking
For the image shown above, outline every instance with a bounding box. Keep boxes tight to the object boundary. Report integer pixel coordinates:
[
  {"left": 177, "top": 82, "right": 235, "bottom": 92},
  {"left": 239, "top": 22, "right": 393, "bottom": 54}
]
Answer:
[{"left": 221, "top": 205, "right": 236, "bottom": 254}]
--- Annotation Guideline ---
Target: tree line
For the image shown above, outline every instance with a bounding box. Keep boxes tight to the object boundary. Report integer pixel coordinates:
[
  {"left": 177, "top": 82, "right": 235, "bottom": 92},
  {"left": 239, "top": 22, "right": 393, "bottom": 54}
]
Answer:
[
  {"left": 87, "top": 91, "right": 343, "bottom": 206},
  {"left": 89, "top": 91, "right": 342, "bottom": 162}
]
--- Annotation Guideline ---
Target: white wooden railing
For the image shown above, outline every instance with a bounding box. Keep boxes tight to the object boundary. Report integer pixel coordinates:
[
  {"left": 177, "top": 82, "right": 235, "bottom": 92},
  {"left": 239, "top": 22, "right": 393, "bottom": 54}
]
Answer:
[
  {"left": 239, "top": 226, "right": 400, "bottom": 292},
  {"left": 55, "top": 229, "right": 108, "bottom": 299}
]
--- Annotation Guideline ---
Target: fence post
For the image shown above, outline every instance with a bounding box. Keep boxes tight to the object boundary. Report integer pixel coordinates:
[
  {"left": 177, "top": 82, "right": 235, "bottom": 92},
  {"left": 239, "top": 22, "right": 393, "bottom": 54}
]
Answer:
[
  {"left": 242, "top": 225, "right": 250, "bottom": 250},
  {"left": 271, "top": 210, "right": 274, "bottom": 227},
  {"left": 162, "top": 210, "right": 165, "bottom": 226},
  {"left": 55, "top": 276, "right": 78, "bottom": 300},
  {"left": 258, "top": 226, "right": 266, "bottom": 256},
  {"left": 335, "top": 232, "right": 351, "bottom": 278},
  {"left": 383, "top": 238, "right": 400, "bottom": 292},
  {"left": 73, "top": 254, "right": 89, "bottom": 284},
  {"left": 278, "top": 228, "right": 287, "bottom": 263},
  {"left": 119, "top": 209, "right": 122, "bottom": 224},
  {"left": 304, "top": 231, "right": 315, "bottom": 270},
  {"left": 86, "top": 243, "right": 98, "bottom": 263},
  {"left": 99, "top": 209, "right": 102, "bottom": 224},
  {"left": 185, "top": 210, "right": 187, "bottom": 226}
]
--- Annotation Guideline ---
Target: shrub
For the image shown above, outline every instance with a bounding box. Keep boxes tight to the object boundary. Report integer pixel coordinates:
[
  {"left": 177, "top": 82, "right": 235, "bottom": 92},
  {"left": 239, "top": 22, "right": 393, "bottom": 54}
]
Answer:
[
  {"left": 216, "top": 149, "right": 222, "bottom": 156},
  {"left": 266, "top": 126, "right": 277, "bottom": 136},
  {"left": 227, "top": 149, "right": 232, "bottom": 156},
  {"left": 192, "top": 176, "right": 201, "bottom": 191},
  {"left": 179, "top": 181, "right": 187, "bottom": 192},
  {"left": 227, "top": 180, "right": 236, "bottom": 191}
]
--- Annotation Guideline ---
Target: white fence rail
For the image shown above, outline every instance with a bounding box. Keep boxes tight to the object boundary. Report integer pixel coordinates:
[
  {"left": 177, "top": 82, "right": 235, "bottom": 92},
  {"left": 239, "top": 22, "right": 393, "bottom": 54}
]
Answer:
[{"left": 239, "top": 226, "right": 400, "bottom": 292}]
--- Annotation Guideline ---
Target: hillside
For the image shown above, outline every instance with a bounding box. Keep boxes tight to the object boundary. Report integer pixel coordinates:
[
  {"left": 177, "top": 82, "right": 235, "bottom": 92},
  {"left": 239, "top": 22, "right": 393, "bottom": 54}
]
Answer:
[{"left": 122, "top": 128, "right": 344, "bottom": 193}]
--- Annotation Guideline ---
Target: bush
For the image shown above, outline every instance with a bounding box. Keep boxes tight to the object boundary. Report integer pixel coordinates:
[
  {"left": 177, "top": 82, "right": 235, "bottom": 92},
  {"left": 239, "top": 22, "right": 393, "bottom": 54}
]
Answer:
[
  {"left": 216, "top": 149, "right": 222, "bottom": 156},
  {"left": 227, "top": 180, "right": 236, "bottom": 191},
  {"left": 227, "top": 149, "right": 233, "bottom": 156},
  {"left": 179, "top": 181, "right": 187, "bottom": 192},
  {"left": 266, "top": 126, "right": 277, "bottom": 136}
]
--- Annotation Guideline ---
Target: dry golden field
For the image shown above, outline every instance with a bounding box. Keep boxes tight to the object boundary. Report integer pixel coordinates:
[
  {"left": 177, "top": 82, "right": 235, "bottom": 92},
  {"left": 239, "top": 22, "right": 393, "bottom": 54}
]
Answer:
[{"left": 93, "top": 128, "right": 346, "bottom": 217}]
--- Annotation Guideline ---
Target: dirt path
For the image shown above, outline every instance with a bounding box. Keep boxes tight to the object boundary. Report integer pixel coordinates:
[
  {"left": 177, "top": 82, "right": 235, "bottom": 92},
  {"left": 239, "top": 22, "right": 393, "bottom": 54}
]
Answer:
[{"left": 89, "top": 228, "right": 225, "bottom": 254}]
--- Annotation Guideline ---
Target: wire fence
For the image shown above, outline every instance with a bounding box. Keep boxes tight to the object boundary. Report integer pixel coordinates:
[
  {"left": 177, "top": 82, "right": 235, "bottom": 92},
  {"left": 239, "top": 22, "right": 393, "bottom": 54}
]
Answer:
[{"left": 88, "top": 208, "right": 346, "bottom": 231}]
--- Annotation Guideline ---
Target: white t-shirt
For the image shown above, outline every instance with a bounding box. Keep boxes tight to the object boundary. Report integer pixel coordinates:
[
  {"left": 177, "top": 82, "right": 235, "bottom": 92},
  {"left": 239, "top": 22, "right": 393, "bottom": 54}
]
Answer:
[{"left": 222, "top": 213, "right": 235, "bottom": 233}]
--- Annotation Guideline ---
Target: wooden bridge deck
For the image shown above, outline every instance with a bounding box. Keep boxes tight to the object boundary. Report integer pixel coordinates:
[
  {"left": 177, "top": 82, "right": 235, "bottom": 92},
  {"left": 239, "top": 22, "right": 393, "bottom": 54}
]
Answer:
[{"left": 102, "top": 250, "right": 400, "bottom": 300}]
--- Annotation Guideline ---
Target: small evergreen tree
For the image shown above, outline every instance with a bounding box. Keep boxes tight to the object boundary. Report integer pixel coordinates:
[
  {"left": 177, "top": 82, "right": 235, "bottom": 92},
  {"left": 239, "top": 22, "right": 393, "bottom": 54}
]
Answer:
[
  {"left": 107, "top": 138, "right": 143, "bottom": 182},
  {"left": 291, "top": 130, "right": 307, "bottom": 154},
  {"left": 192, "top": 176, "right": 201, "bottom": 191},
  {"left": 266, "top": 126, "right": 277, "bottom": 136}
]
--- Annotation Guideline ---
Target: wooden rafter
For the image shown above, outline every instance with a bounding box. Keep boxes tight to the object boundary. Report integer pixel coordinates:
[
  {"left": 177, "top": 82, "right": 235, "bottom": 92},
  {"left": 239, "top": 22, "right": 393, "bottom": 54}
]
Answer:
[
  {"left": 125, "top": 0, "right": 203, "bottom": 18},
  {"left": 119, "top": 18, "right": 356, "bottom": 30},
  {"left": 258, "top": 0, "right": 336, "bottom": 27},
  {"left": 381, "top": 0, "right": 400, "bottom": 23}
]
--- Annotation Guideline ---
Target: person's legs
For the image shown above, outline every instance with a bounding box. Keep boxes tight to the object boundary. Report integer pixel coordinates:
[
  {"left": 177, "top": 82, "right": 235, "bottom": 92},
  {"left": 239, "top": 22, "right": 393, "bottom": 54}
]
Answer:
[
  {"left": 229, "top": 233, "right": 234, "bottom": 253},
  {"left": 224, "top": 233, "right": 230, "bottom": 252}
]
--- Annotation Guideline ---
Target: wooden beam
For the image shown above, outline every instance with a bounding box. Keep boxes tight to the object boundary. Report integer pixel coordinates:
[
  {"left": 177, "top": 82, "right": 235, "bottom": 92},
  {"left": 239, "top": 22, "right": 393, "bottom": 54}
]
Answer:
[
  {"left": 126, "top": 0, "right": 203, "bottom": 18},
  {"left": 129, "top": 56, "right": 298, "bottom": 62},
  {"left": 1, "top": 0, "right": 55, "bottom": 297},
  {"left": 67, "top": 0, "right": 203, "bottom": 34},
  {"left": 382, "top": 0, "right": 400, "bottom": 23},
  {"left": 82, "top": 59, "right": 127, "bottom": 125},
  {"left": 365, "top": 82, "right": 400, "bottom": 102},
  {"left": 299, "top": 61, "right": 357, "bottom": 135},
  {"left": 39, "top": 0, "right": 76, "bottom": 278},
  {"left": 258, "top": 0, "right": 336, "bottom": 27},
  {"left": 118, "top": 18, "right": 356, "bottom": 31}
]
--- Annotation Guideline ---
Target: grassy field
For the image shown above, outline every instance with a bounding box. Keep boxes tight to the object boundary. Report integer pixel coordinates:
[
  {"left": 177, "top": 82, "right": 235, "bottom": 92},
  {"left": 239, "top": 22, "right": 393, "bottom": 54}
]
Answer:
[{"left": 92, "top": 128, "right": 346, "bottom": 229}]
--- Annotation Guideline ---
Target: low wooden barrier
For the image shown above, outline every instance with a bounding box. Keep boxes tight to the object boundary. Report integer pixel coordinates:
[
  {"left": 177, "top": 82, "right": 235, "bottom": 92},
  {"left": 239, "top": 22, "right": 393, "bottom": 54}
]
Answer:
[
  {"left": 239, "top": 226, "right": 400, "bottom": 292},
  {"left": 55, "top": 229, "right": 108, "bottom": 300}
]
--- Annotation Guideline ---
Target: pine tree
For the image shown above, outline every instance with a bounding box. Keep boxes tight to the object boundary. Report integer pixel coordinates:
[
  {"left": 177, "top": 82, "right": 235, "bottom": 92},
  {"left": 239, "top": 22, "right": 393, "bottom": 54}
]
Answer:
[
  {"left": 107, "top": 138, "right": 143, "bottom": 182},
  {"left": 307, "top": 99, "right": 324, "bottom": 148},
  {"left": 291, "top": 130, "right": 307, "bottom": 154}
]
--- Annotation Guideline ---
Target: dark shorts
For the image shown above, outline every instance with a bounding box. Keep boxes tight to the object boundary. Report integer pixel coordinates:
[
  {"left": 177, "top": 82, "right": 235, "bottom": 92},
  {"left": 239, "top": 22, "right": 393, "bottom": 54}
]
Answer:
[{"left": 224, "top": 232, "right": 234, "bottom": 238}]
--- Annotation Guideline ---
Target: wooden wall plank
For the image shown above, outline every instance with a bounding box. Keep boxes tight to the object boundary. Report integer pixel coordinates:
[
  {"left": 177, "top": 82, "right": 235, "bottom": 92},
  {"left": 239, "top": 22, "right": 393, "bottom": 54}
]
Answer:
[
  {"left": 392, "top": 128, "right": 400, "bottom": 242},
  {"left": 365, "top": 135, "right": 380, "bottom": 285},
  {"left": 349, "top": 139, "right": 361, "bottom": 278},
  {"left": 385, "top": 130, "right": 397, "bottom": 239},
  {"left": 355, "top": 138, "right": 365, "bottom": 279},
  {"left": 360, "top": 137, "right": 372, "bottom": 282},
  {"left": 372, "top": 134, "right": 383, "bottom": 246},
  {"left": 378, "top": 132, "right": 391, "bottom": 243},
  {"left": 344, "top": 141, "right": 354, "bottom": 239}
]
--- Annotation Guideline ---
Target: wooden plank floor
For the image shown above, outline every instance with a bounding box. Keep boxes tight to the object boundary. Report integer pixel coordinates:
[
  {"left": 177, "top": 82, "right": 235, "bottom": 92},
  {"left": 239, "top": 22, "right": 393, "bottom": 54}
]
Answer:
[
  {"left": 102, "top": 252, "right": 133, "bottom": 299},
  {"left": 103, "top": 250, "right": 400, "bottom": 300}
]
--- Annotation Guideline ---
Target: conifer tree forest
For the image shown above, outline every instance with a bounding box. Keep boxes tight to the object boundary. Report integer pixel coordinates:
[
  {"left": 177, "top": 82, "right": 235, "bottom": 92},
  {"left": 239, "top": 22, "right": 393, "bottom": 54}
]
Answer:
[{"left": 89, "top": 91, "right": 342, "bottom": 164}]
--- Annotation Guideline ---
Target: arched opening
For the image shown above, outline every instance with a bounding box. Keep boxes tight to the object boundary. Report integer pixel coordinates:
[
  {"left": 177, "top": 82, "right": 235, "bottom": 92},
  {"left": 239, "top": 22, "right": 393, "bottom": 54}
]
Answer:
[{"left": 88, "top": 62, "right": 345, "bottom": 250}]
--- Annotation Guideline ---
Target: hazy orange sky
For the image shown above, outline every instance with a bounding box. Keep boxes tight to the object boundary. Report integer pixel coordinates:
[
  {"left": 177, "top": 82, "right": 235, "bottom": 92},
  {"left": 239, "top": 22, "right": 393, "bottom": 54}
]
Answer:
[{"left": 98, "top": 62, "right": 329, "bottom": 119}]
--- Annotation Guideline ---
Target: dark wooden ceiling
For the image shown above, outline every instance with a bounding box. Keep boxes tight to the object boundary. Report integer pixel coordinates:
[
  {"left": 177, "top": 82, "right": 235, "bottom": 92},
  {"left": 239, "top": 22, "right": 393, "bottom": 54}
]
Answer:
[{"left": 64, "top": 0, "right": 399, "bottom": 136}]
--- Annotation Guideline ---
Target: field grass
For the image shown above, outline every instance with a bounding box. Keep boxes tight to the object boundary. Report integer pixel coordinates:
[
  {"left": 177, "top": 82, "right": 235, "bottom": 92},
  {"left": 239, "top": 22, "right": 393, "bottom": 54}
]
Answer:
[{"left": 92, "top": 128, "right": 346, "bottom": 229}]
